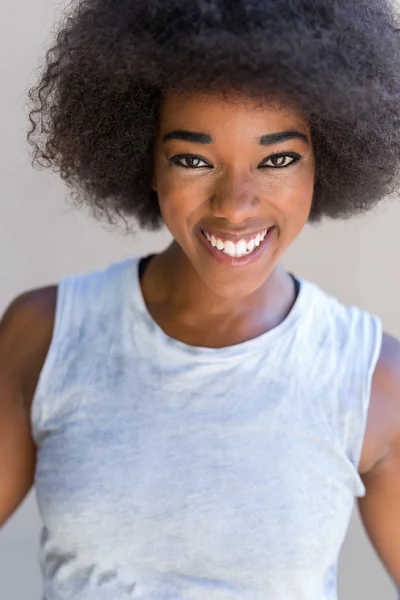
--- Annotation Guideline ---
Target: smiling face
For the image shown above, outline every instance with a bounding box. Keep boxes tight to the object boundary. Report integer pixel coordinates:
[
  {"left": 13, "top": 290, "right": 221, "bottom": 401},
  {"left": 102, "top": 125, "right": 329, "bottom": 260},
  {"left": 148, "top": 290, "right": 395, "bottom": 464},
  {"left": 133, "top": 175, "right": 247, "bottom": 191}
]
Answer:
[{"left": 153, "top": 91, "right": 316, "bottom": 298}]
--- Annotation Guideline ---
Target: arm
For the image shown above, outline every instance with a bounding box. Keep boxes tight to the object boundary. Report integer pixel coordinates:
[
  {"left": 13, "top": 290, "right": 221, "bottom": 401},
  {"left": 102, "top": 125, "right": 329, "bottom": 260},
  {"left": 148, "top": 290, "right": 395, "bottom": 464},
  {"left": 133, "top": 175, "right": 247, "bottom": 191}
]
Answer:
[
  {"left": 358, "top": 333, "right": 400, "bottom": 590},
  {"left": 0, "top": 287, "right": 56, "bottom": 528}
]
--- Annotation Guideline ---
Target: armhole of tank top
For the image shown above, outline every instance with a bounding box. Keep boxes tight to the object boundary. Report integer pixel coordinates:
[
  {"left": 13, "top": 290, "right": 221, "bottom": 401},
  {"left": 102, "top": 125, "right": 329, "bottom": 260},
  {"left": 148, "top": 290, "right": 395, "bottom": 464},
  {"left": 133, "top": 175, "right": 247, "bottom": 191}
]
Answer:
[
  {"left": 30, "top": 276, "right": 70, "bottom": 439},
  {"left": 351, "top": 313, "right": 384, "bottom": 474}
]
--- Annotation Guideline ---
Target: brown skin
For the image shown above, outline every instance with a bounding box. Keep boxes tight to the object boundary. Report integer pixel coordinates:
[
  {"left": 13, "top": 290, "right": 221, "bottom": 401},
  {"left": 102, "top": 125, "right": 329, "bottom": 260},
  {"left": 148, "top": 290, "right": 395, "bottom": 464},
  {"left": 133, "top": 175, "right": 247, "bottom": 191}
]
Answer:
[
  {"left": 0, "top": 287, "right": 56, "bottom": 526},
  {"left": 1, "top": 91, "right": 400, "bottom": 586},
  {"left": 145, "top": 91, "right": 315, "bottom": 348},
  {"left": 359, "top": 334, "right": 400, "bottom": 588}
]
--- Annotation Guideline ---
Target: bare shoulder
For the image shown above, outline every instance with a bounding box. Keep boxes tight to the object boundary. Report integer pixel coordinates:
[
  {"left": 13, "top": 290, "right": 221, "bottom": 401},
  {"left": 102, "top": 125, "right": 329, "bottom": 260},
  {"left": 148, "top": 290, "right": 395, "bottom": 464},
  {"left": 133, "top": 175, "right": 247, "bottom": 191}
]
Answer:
[
  {"left": 359, "top": 332, "right": 400, "bottom": 475},
  {"left": 0, "top": 286, "right": 57, "bottom": 527},
  {"left": 0, "top": 285, "right": 58, "bottom": 412}
]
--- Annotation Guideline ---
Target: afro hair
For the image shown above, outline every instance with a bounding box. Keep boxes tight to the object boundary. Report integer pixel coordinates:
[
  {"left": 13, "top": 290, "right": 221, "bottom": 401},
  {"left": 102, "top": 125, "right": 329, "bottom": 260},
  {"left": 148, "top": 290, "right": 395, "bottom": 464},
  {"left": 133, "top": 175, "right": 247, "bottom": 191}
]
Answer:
[{"left": 27, "top": 0, "right": 400, "bottom": 230}]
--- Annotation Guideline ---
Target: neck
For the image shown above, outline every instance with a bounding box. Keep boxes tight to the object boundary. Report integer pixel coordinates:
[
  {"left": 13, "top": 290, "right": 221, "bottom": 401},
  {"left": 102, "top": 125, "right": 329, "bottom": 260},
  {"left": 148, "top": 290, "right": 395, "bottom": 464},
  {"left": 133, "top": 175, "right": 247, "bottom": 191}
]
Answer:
[{"left": 139, "top": 242, "right": 298, "bottom": 347}]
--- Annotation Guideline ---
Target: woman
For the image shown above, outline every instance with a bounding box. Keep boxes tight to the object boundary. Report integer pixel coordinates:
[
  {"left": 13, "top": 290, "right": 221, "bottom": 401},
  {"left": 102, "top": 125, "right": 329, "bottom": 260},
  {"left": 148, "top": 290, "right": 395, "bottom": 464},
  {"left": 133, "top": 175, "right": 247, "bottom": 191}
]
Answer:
[{"left": 1, "top": 0, "right": 400, "bottom": 598}]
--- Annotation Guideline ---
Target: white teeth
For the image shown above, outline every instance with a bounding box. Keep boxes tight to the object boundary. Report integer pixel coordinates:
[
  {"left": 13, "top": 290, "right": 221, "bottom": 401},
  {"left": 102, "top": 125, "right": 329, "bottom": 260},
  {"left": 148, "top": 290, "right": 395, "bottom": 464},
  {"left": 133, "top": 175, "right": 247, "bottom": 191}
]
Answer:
[
  {"left": 223, "top": 241, "right": 236, "bottom": 257},
  {"left": 203, "top": 228, "right": 270, "bottom": 257},
  {"left": 235, "top": 240, "right": 247, "bottom": 256}
]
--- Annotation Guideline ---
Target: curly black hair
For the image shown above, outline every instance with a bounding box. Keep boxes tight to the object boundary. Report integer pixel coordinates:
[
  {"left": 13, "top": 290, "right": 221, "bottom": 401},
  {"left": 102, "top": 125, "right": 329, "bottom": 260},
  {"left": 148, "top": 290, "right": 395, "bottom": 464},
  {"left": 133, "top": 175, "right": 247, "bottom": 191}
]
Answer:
[{"left": 27, "top": 0, "right": 400, "bottom": 230}]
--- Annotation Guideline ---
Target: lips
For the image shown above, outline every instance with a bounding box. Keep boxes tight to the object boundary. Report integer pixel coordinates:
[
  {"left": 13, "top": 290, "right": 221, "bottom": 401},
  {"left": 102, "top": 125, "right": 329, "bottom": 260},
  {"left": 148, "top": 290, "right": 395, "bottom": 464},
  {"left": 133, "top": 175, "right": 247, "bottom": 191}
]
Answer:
[
  {"left": 202, "top": 227, "right": 270, "bottom": 257},
  {"left": 199, "top": 226, "right": 275, "bottom": 243},
  {"left": 195, "top": 223, "right": 276, "bottom": 267}
]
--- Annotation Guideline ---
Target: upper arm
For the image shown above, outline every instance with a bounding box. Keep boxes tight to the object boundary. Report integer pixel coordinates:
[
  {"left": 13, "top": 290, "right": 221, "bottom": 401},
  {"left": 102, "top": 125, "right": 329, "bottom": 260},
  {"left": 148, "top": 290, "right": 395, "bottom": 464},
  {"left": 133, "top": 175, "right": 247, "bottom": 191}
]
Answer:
[
  {"left": 358, "top": 332, "right": 400, "bottom": 588},
  {"left": 0, "top": 286, "right": 57, "bottom": 528}
]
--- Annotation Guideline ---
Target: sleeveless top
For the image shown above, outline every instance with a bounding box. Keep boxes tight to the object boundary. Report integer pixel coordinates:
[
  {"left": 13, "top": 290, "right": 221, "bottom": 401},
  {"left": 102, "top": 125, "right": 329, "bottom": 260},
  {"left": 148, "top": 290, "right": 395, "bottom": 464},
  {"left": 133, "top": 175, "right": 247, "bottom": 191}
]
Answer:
[{"left": 31, "top": 255, "right": 383, "bottom": 600}]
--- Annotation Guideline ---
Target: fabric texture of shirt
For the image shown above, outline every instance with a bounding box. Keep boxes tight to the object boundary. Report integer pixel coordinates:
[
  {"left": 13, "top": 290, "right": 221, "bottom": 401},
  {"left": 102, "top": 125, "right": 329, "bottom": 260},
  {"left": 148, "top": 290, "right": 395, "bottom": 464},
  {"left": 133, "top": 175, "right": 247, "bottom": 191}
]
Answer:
[{"left": 31, "top": 255, "right": 383, "bottom": 600}]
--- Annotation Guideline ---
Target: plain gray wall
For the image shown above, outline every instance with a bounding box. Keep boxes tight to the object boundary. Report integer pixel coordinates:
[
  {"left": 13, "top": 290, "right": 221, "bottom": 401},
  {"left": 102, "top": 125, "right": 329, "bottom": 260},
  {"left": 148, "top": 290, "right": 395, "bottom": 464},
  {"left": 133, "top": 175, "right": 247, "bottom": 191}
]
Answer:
[{"left": 1, "top": 1, "right": 399, "bottom": 598}]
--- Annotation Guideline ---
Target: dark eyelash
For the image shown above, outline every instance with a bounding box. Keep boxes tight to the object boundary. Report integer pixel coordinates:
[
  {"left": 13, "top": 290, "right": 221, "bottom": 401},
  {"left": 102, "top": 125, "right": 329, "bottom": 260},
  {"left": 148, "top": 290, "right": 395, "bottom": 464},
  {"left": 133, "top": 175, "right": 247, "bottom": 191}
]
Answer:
[
  {"left": 169, "top": 152, "right": 302, "bottom": 169},
  {"left": 169, "top": 154, "right": 212, "bottom": 168},
  {"left": 259, "top": 152, "right": 302, "bottom": 168}
]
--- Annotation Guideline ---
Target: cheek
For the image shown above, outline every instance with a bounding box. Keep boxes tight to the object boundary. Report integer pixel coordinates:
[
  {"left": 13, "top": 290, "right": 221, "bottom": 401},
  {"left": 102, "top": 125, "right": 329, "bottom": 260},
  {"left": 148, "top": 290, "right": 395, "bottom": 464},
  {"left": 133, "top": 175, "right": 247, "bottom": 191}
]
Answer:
[
  {"left": 270, "top": 171, "right": 315, "bottom": 225},
  {"left": 155, "top": 167, "right": 211, "bottom": 227}
]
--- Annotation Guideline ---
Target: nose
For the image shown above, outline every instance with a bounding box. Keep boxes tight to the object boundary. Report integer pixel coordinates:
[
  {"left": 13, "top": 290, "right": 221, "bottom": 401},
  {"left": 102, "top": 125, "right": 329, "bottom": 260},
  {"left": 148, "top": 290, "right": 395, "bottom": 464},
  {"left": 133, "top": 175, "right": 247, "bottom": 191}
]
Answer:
[{"left": 210, "top": 169, "right": 261, "bottom": 224}]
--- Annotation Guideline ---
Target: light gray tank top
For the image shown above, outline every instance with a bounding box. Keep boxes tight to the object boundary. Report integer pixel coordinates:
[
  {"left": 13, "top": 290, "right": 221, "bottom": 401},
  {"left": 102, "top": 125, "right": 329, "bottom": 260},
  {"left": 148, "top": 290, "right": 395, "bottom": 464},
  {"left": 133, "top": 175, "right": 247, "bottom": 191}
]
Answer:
[{"left": 31, "top": 255, "right": 383, "bottom": 600}]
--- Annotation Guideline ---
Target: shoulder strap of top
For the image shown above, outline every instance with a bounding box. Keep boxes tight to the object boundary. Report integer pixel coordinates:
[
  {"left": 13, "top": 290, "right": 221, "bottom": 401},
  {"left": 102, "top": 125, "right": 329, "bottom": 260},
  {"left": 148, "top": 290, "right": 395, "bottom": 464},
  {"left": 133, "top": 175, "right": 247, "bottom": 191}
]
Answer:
[
  {"left": 30, "top": 257, "right": 139, "bottom": 442},
  {"left": 338, "top": 308, "right": 383, "bottom": 474},
  {"left": 303, "top": 284, "right": 383, "bottom": 495}
]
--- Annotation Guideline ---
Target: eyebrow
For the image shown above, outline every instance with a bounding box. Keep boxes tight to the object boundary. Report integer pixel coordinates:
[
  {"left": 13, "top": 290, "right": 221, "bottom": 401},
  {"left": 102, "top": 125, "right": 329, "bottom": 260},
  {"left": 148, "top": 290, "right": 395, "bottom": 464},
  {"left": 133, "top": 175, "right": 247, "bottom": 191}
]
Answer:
[
  {"left": 259, "top": 130, "right": 310, "bottom": 146},
  {"left": 163, "top": 130, "right": 214, "bottom": 144},
  {"left": 162, "top": 129, "right": 309, "bottom": 146}
]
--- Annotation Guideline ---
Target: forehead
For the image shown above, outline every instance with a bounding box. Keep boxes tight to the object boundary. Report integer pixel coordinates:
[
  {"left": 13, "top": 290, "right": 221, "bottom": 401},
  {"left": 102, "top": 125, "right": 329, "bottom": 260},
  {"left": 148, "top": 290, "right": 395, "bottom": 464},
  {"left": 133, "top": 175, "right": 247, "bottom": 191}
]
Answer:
[{"left": 158, "top": 90, "right": 310, "bottom": 134}]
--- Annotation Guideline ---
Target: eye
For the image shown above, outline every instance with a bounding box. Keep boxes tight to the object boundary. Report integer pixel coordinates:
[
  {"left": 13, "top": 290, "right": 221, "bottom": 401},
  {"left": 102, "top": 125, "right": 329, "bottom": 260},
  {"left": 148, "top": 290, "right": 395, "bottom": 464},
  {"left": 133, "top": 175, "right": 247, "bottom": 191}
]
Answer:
[
  {"left": 169, "top": 154, "right": 212, "bottom": 169},
  {"left": 259, "top": 152, "right": 301, "bottom": 169}
]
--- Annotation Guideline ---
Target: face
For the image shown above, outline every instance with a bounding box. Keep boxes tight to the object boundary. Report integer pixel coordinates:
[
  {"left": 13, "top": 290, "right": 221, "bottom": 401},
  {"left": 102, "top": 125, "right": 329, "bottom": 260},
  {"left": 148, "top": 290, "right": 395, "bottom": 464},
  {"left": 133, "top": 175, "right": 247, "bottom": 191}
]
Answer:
[{"left": 153, "top": 91, "right": 315, "bottom": 298}]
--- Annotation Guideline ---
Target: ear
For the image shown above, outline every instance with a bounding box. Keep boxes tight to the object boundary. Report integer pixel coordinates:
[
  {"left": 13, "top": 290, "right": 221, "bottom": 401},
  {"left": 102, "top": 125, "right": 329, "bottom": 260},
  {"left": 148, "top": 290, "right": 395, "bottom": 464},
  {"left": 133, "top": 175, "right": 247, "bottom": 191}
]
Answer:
[{"left": 152, "top": 175, "right": 158, "bottom": 192}]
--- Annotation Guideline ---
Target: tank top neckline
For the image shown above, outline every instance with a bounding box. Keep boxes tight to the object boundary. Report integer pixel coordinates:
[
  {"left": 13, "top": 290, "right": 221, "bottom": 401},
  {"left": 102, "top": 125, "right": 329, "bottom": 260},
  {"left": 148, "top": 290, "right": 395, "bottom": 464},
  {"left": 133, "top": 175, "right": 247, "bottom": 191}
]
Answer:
[{"left": 130, "top": 254, "right": 312, "bottom": 359}]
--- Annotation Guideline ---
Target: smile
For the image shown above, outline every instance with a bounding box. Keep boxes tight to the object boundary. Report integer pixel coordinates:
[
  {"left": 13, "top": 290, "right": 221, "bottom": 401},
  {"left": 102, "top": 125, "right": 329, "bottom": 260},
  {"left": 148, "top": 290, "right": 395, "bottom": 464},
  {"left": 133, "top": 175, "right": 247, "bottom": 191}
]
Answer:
[{"left": 201, "top": 227, "right": 271, "bottom": 258}]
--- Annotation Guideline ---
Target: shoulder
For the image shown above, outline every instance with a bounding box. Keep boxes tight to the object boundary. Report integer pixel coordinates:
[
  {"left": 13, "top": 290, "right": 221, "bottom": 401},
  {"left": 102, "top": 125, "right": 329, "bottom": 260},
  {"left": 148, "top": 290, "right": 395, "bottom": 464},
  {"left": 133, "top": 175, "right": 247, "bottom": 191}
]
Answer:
[
  {"left": 299, "top": 278, "right": 382, "bottom": 360},
  {"left": 0, "top": 286, "right": 58, "bottom": 411},
  {"left": 360, "top": 332, "right": 400, "bottom": 474},
  {"left": 372, "top": 332, "right": 400, "bottom": 452},
  {"left": 374, "top": 332, "right": 400, "bottom": 395},
  {"left": 300, "top": 280, "right": 395, "bottom": 474},
  {"left": 1, "top": 286, "right": 58, "bottom": 347}
]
